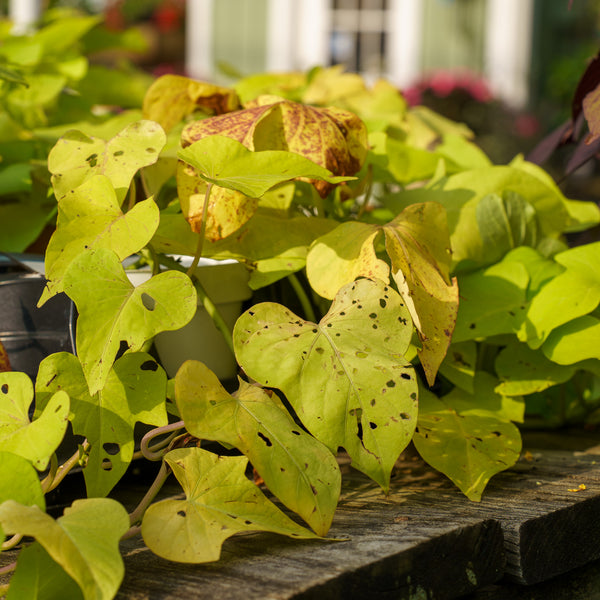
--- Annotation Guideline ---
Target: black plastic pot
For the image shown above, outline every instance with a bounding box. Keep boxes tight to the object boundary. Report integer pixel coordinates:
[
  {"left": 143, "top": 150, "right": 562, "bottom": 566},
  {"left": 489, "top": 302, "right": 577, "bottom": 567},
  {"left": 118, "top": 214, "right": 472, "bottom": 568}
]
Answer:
[{"left": 0, "top": 254, "right": 76, "bottom": 380}]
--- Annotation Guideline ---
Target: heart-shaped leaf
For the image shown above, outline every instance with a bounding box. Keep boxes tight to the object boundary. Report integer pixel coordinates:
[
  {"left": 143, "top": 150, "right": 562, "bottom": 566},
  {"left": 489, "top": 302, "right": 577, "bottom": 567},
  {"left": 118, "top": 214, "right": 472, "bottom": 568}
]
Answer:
[
  {"left": 41, "top": 174, "right": 160, "bottom": 302},
  {"left": 413, "top": 383, "right": 522, "bottom": 501},
  {"left": 542, "top": 315, "right": 600, "bottom": 364},
  {"left": 48, "top": 120, "right": 166, "bottom": 201},
  {"left": 0, "top": 498, "right": 128, "bottom": 600},
  {"left": 63, "top": 247, "right": 197, "bottom": 393},
  {"left": 36, "top": 352, "right": 168, "bottom": 497},
  {"left": 234, "top": 278, "right": 417, "bottom": 491},
  {"left": 175, "top": 361, "right": 340, "bottom": 535},
  {"left": 0, "top": 372, "right": 69, "bottom": 470},
  {"left": 177, "top": 135, "right": 352, "bottom": 198},
  {"left": 141, "top": 447, "right": 319, "bottom": 563}
]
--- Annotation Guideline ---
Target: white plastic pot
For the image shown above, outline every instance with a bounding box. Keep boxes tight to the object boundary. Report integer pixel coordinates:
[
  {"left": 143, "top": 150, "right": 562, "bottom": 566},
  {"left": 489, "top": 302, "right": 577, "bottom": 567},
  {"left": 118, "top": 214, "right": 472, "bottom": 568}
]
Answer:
[{"left": 126, "top": 257, "right": 251, "bottom": 381}]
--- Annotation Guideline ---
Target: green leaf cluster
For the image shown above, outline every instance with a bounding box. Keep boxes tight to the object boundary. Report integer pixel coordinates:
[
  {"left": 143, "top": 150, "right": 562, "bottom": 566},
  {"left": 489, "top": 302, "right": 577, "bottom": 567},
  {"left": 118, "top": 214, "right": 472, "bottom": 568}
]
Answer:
[{"left": 2, "top": 37, "right": 600, "bottom": 600}]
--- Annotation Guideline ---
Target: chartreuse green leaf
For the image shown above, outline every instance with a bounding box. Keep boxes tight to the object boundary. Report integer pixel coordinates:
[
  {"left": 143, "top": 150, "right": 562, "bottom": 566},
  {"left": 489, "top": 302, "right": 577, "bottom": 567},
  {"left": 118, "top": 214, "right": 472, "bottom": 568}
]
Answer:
[
  {"left": 453, "top": 258, "right": 530, "bottom": 343},
  {"left": 438, "top": 341, "right": 477, "bottom": 394},
  {"left": 141, "top": 447, "right": 319, "bottom": 563},
  {"left": 234, "top": 278, "right": 418, "bottom": 491},
  {"left": 413, "top": 379, "right": 522, "bottom": 501},
  {"left": 175, "top": 361, "right": 340, "bottom": 535},
  {"left": 495, "top": 340, "right": 576, "bottom": 396},
  {"left": 177, "top": 135, "right": 352, "bottom": 198},
  {"left": 41, "top": 174, "right": 159, "bottom": 303},
  {"left": 36, "top": 352, "right": 168, "bottom": 497},
  {"left": 383, "top": 202, "right": 458, "bottom": 386},
  {"left": 0, "top": 452, "right": 45, "bottom": 509},
  {"left": 48, "top": 120, "right": 166, "bottom": 201},
  {"left": 0, "top": 372, "right": 69, "bottom": 470},
  {"left": 519, "top": 242, "right": 600, "bottom": 349},
  {"left": 542, "top": 315, "right": 600, "bottom": 365},
  {"left": 306, "top": 221, "right": 390, "bottom": 297},
  {"left": 8, "top": 543, "right": 83, "bottom": 600},
  {"left": 0, "top": 498, "right": 128, "bottom": 600},
  {"left": 62, "top": 247, "right": 196, "bottom": 394}
]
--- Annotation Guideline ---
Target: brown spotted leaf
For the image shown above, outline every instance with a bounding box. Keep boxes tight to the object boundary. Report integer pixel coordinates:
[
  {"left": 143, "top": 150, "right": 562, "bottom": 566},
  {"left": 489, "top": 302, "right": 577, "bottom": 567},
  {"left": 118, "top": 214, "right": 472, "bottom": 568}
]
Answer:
[
  {"left": 383, "top": 202, "right": 459, "bottom": 387},
  {"left": 142, "top": 74, "right": 240, "bottom": 133}
]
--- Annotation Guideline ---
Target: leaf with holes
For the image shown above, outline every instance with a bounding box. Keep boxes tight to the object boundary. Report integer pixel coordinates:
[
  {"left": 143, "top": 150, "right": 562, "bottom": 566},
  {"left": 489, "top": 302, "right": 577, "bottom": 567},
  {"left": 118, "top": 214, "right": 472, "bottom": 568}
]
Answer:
[
  {"left": 234, "top": 278, "right": 417, "bottom": 491},
  {"left": 48, "top": 120, "right": 166, "bottom": 201},
  {"left": 36, "top": 352, "right": 168, "bottom": 497},
  {"left": 63, "top": 247, "right": 196, "bottom": 394},
  {"left": 383, "top": 202, "right": 459, "bottom": 386},
  {"left": 175, "top": 361, "right": 341, "bottom": 535},
  {"left": 143, "top": 74, "right": 240, "bottom": 133},
  {"left": 0, "top": 372, "right": 69, "bottom": 470},
  {"left": 141, "top": 447, "right": 319, "bottom": 563},
  {"left": 0, "top": 498, "right": 128, "bottom": 600},
  {"left": 413, "top": 382, "right": 522, "bottom": 501},
  {"left": 40, "top": 174, "right": 160, "bottom": 303},
  {"left": 0, "top": 451, "right": 45, "bottom": 510}
]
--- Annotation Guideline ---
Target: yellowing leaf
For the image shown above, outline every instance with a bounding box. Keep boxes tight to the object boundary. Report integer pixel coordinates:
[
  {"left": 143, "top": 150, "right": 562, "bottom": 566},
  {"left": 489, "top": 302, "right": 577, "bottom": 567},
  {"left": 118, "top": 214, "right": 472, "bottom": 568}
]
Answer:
[
  {"left": 234, "top": 278, "right": 417, "bottom": 491},
  {"left": 141, "top": 447, "right": 319, "bottom": 563},
  {"left": 175, "top": 361, "right": 341, "bottom": 535},
  {"left": 383, "top": 202, "right": 458, "bottom": 386},
  {"left": 143, "top": 74, "right": 240, "bottom": 133}
]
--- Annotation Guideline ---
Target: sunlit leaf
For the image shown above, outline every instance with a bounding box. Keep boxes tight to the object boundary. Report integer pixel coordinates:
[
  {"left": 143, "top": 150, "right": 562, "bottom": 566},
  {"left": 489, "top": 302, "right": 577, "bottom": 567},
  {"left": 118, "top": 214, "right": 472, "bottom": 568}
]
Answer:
[
  {"left": 234, "top": 278, "right": 417, "bottom": 491},
  {"left": 62, "top": 247, "right": 196, "bottom": 393},
  {"left": 384, "top": 202, "right": 458, "bottom": 386},
  {"left": 0, "top": 451, "right": 45, "bottom": 510},
  {"left": 439, "top": 341, "right": 477, "bottom": 394},
  {"left": 143, "top": 74, "right": 240, "bottom": 132},
  {"left": 413, "top": 384, "right": 522, "bottom": 501},
  {"left": 48, "top": 120, "right": 166, "bottom": 201},
  {"left": 175, "top": 361, "right": 340, "bottom": 535},
  {"left": 41, "top": 174, "right": 159, "bottom": 302},
  {"left": 519, "top": 242, "right": 600, "bottom": 348},
  {"left": 178, "top": 135, "right": 352, "bottom": 198},
  {"left": 141, "top": 447, "right": 319, "bottom": 563},
  {"left": 36, "top": 352, "right": 168, "bottom": 497},
  {"left": 542, "top": 315, "right": 600, "bottom": 364},
  {"left": 0, "top": 498, "right": 128, "bottom": 600},
  {"left": 0, "top": 372, "right": 69, "bottom": 470},
  {"left": 306, "top": 221, "right": 390, "bottom": 298}
]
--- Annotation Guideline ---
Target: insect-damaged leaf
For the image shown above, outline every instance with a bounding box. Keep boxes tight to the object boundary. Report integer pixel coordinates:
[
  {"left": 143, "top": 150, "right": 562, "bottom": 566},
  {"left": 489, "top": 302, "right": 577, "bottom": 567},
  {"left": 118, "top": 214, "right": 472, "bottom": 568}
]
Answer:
[
  {"left": 306, "top": 202, "right": 458, "bottom": 386},
  {"left": 141, "top": 447, "right": 319, "bottom": 563},
  {"left": 143, "top": 74, "right": 240, "bottom": 133},
  {"left": 413, "top": 379, "right": 522, "bottom": 501},
  {"left": 0, "top": 340, "right": 10, "bottom": 372},
  {"left": 36, "top": 352, "right": 168, "bottom": 497},
  {"left": 0, "top": 498, "right": 128, "bottom": 600},
  {"left": 234, "top": 278, "right": 417, "bottom": 491},
  {"left": 175, "top": 361, "right": 340, "bottom": 535},
  {"left": 0, "top": 372, "right": 69, "bottom": 470},
  {"left": 40, "top": 174, "right": 159, "bottom": 303},
  {"left": 48, "top": 120, "right": 166, "bottom": 201},
  {"left": 62, "top": 247, "right": 196, "bottom": 394}
]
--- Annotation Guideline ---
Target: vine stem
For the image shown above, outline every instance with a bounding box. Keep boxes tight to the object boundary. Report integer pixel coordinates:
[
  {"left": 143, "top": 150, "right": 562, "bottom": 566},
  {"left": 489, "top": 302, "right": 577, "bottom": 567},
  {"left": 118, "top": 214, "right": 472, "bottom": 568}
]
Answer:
[
  {"left": 288, "top": 272, "right": 317, "bottom": 323},
  {"left": 126, "top": 460, "right": 171, "bottom": 529},
  {"left": 140, "top": 421, "right": 185, "bottom": 461},
  {"left": 45, "top": 441, "right": 89, "bottom": 493},
  {"left": 1, "top": 534, "right": 22, "bottom": 551},
  {"left": 186, "top": 182, "right": 213, "bottom": 278}
]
